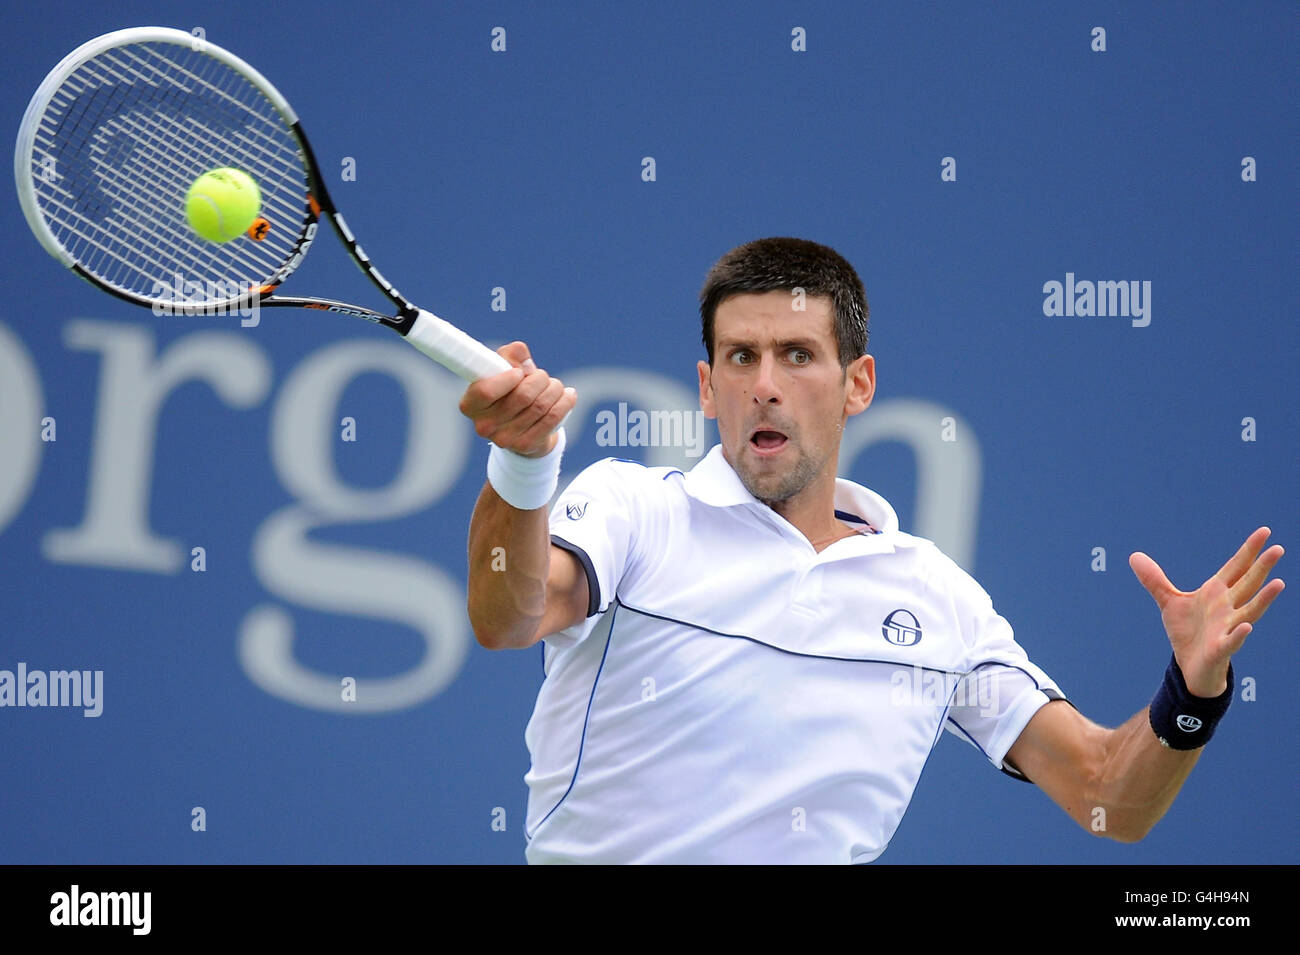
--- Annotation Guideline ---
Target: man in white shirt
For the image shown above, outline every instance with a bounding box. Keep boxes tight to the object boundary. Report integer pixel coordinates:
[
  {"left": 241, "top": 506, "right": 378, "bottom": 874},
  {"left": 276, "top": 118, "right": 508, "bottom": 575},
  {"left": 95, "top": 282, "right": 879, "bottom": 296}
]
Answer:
[{"left": 459, "top": 237, "right": 1285, "bottom": 864}]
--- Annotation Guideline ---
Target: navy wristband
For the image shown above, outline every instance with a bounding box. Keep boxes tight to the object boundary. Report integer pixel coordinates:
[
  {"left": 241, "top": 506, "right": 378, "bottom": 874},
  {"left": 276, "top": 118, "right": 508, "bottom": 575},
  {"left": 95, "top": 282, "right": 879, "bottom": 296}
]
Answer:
[{"left": 1148, "top": 654, "right": 1233, "bottom": 750}]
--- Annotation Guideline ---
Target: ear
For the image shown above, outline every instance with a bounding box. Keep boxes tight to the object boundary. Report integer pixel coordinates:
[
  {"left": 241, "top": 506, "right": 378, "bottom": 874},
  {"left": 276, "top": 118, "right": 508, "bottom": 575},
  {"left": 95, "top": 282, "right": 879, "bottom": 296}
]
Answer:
[
  {"left": 697, "top": 359, "right": 717, "bottom": 419},
  {"left": 843, "top": 353, "right": 875, "bottom": 417}
]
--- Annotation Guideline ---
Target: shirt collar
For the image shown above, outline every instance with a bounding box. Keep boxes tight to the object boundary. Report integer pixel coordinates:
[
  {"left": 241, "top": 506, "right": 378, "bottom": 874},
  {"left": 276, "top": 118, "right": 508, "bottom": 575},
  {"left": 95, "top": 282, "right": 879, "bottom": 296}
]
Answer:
[{"left": 683, "top": 444, "right": 905, "bottom": 542}]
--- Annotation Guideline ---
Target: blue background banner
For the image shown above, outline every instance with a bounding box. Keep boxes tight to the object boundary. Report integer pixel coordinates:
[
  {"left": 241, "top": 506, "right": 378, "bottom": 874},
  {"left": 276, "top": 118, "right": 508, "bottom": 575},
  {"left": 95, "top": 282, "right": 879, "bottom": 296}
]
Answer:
[{"left": 1, "top": 1, "right": 1295, "bottom": 863}]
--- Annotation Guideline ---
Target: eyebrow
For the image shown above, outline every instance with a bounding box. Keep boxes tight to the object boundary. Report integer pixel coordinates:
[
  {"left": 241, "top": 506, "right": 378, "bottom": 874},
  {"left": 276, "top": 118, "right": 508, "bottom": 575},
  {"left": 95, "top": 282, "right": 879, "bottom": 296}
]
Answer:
[{"left": 719, "top": 337, "right": 823, "bottom": 351}]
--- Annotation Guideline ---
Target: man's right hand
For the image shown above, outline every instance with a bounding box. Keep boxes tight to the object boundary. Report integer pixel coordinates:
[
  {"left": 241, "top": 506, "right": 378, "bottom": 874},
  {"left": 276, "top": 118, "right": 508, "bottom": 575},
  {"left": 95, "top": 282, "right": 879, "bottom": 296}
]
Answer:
[{"left": 458, "top": 341, "right": 577, "bottom": 457}]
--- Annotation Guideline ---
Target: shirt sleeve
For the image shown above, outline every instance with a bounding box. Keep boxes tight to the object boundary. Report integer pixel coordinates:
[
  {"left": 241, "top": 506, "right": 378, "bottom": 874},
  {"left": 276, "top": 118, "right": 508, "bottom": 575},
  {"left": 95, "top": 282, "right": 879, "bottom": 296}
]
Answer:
[
  {"left": 935, "top": 551, "right": 1070, "bottom": 782},
  {"left": 547, "top": 457, "right": 656, "bottom": 622}
]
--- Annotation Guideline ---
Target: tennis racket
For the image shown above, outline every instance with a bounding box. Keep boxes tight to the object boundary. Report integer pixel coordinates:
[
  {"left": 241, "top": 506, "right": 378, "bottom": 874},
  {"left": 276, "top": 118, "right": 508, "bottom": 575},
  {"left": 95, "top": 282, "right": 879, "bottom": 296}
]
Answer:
[{"left": 14, "top": 25, "right": 512, "bottom": 382}]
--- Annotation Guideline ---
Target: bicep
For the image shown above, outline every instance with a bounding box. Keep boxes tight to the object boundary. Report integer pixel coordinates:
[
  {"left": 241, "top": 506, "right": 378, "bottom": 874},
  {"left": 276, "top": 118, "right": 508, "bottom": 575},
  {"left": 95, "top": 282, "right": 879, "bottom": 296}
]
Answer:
[
  {"left": 534, "top": 544, "right": 590, "bottom": 643},
  {"left": 1005, "top": 699, "right": 1107, "bottom": 829}
]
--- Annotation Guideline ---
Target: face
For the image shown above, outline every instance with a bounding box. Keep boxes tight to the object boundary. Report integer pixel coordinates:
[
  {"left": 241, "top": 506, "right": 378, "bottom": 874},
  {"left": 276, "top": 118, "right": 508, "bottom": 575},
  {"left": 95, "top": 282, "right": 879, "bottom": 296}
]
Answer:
[{"left": 698, "top": 291, "right": 875, "bottom": 509}]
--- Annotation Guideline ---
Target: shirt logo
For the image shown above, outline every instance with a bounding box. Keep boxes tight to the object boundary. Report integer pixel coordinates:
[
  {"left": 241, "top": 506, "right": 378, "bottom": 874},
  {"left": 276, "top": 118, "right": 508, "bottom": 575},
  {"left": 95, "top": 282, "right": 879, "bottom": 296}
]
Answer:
[
  {"left": 1176, "top": 714, "right": 1203, "bottom": 733},
  {"left": 882, "top": 609, "right": 922, "bottom": 646},
  {"left": 565, "top": 502, "right": 588, "bottom": 520}
]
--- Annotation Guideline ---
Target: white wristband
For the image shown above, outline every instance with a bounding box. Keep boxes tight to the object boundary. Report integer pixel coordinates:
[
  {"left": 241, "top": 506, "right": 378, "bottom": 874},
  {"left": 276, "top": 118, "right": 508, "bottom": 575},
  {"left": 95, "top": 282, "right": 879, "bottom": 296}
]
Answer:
[{"left": 487, "top": 427, "right": 566, "bottom": 510}]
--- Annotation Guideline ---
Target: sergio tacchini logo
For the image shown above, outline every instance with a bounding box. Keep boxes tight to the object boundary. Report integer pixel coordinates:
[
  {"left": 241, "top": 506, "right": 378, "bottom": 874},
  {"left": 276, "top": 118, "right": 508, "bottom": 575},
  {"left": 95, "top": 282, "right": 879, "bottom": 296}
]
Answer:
[{"left": 882, "top": 609, "right": 923, "bottom": 646}]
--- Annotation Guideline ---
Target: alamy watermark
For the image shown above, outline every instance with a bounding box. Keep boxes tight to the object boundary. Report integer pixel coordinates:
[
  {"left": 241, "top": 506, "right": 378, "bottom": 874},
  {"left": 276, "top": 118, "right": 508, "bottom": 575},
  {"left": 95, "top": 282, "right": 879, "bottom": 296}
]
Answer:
[
  {"left": 152, "top": 272, "right": 261, "bottom": 327},
  {"left": 1042, "top": 272, "right": 1151, "bottom": 327},
  {"left": 594, "top": 402, "right": 707, "bottom": 458},
  {"left": 889, "top": 665, "right": 1000, "bottom": 718},
  {"left": 50, "top": 885, "right": 150, "bottom": 935},
  {"left": 0, "top": 662, "right": 103, "bottom": 717}
]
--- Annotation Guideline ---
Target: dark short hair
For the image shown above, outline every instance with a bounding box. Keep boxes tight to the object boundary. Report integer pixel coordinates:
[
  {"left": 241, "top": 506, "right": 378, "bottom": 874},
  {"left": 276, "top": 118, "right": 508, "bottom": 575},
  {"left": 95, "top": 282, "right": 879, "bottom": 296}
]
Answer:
[{"left": 699, "top": 237, "right": 869, "bottom": 368}]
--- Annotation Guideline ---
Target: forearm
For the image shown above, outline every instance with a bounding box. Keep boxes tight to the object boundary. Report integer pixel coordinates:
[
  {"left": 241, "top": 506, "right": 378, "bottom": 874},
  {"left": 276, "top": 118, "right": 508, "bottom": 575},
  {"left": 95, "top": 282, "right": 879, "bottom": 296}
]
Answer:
[
  {"left": 467, "top": 481, "right": 551, "bottom": 649},
  {"left": 1022, "top": 530, "right": 1282, "bottom": 844},
  {"left": 1090, "top": 707, "right": 1202, "bottom": 842}
]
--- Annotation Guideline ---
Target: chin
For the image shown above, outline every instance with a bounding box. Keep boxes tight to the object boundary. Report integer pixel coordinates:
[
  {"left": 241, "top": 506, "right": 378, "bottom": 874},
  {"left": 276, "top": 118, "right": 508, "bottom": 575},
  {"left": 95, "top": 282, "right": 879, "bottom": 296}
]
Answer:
[{"left": 738, "top": 463, "right": 810, "bottom": 506}]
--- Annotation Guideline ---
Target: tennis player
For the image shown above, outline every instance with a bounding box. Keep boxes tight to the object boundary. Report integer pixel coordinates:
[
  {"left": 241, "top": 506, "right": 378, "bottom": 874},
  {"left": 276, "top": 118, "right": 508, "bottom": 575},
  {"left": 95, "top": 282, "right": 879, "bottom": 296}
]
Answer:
[{"left": 459, "top": 237, "right": 1285, "bottom": 864}]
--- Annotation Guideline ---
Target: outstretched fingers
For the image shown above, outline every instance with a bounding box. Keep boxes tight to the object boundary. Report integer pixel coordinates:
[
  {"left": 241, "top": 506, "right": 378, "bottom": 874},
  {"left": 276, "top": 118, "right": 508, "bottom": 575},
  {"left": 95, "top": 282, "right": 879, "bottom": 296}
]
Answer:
[
  {"left": 1232, "top": 576, "right": 1286, "bottom": 630},
  {"left": 1214, "top": 527, "right": 1273, "bottom": 588},
  {"left": 1227, "top": 541, "right": 1284, "bottom": 605}
]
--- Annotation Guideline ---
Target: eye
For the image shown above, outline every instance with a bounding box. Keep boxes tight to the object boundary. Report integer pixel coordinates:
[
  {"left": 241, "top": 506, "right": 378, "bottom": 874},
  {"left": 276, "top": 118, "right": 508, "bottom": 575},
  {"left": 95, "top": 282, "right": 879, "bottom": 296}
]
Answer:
[
  {"left": 730, "top": 349, "right": 754, "bottom": 365},
  {"left": 788, "top": 348, "right": 812, "bottom": 364}
]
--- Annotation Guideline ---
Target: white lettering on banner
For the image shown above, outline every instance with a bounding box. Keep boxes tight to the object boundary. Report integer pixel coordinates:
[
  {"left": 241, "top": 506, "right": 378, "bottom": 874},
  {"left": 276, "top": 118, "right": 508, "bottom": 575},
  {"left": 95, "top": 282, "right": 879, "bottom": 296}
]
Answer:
[
  {"left": 42, "top": 321, "right": 272, "bottom": 571},
  {"left": 0, "top": 319, "right": 981, "bottom": 711},
  {"left": 0, "top": 323, "right": 43, "bottom": 534},
  {"left": 239, "top": 341, "right": 470, "bottom": 712}
]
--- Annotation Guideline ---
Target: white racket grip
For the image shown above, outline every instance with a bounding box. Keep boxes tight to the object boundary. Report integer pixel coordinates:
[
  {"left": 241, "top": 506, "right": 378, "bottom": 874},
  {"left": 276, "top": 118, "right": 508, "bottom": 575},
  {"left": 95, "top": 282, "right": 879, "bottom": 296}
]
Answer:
[{"left": 405, "top": 309, "right": 512, "bottom": 381}]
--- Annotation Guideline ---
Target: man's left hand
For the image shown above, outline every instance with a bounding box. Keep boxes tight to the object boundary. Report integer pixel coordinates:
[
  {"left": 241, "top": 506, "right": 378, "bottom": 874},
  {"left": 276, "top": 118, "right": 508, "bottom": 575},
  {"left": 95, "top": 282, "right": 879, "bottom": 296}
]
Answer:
[{"left": 1129, "top": 527, "right": 1285, "bottom": 697}]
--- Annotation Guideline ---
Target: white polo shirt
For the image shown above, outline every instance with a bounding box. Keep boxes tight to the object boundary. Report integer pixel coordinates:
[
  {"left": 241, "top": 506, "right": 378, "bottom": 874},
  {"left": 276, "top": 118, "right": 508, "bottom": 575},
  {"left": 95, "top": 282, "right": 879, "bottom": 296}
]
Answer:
[{"left": 524, "top": 444, "right": 1066, "bottom": 864}]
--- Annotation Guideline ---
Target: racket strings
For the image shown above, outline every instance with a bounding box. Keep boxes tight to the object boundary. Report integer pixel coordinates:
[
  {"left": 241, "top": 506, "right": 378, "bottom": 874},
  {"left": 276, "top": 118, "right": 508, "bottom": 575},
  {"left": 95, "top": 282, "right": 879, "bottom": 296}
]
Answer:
[
  {"left": 98, "top": 44, "right": 303, "bottom": 278},
  {"left": 79, "top": 83, "right": 289, "bottom": 277},
  {"left": 27, "top": 39, "right": 310, "bottom": 304},
  {"left": 118, "top": 44, "right": 306, "bottom": 205},
  {"left": 43, "top": 63, "right": 243, "bottom": 275},
  {"left": 37, "top": 63, "right": 283, "bottom": 296}
]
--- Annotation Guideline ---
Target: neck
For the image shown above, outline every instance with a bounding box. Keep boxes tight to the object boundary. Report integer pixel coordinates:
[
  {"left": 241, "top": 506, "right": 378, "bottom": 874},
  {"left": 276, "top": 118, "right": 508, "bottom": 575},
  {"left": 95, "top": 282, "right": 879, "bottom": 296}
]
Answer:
[{"left": 765, "top": 470, "right": 850, "bottom": 552}]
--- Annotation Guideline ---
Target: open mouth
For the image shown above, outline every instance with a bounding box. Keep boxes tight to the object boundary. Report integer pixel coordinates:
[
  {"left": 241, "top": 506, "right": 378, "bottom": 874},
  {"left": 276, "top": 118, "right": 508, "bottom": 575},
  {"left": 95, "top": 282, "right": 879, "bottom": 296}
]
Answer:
[{"left": 749, "top": 429, "right": 789, "bottom": 454}]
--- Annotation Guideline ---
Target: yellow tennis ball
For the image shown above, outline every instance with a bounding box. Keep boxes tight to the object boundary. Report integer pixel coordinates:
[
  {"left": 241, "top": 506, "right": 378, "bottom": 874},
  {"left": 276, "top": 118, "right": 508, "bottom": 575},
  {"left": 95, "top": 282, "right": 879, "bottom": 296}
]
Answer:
[{"left": 185, "top": 168, "right": 261, "bottom": 243}]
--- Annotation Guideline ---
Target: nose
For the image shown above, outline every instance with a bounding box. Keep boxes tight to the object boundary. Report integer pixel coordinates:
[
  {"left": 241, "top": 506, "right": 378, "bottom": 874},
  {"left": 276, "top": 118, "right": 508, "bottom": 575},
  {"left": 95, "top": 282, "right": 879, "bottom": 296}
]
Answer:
[{"left": 752, "top": 352, "right": 781, "bottom": 404}]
